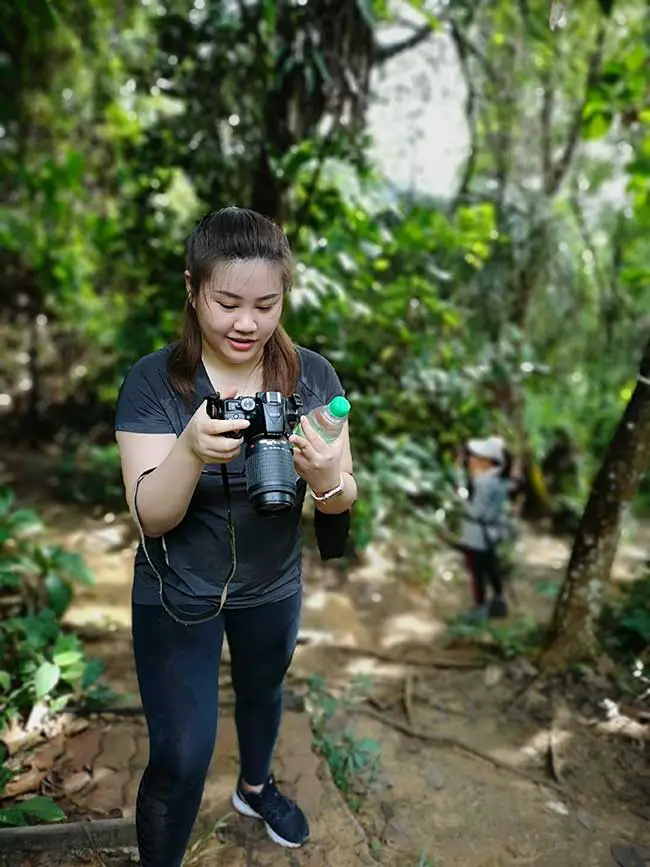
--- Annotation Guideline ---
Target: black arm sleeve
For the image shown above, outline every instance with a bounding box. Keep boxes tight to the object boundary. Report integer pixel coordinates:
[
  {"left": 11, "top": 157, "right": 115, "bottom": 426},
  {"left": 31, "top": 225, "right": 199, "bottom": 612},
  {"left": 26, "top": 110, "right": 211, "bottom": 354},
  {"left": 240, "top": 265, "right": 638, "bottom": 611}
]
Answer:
[{"left": 312, "top": 354, "right": 351, "bottom": 561}]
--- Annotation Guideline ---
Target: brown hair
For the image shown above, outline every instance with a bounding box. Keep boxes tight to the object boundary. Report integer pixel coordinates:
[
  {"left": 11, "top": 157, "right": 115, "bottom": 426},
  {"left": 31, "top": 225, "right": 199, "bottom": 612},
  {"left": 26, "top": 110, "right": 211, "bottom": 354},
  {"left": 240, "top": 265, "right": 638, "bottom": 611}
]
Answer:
[{"left": 168, "top": 207, "right": 300, "bottom": 403}]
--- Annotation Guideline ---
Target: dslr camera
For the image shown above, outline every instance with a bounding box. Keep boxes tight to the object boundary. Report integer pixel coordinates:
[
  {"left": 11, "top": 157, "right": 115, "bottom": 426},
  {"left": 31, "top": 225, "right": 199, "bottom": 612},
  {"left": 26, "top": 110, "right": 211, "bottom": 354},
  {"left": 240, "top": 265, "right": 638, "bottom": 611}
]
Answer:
[{"left": 206, "top": 391, "right": 303, "bottom": 515}]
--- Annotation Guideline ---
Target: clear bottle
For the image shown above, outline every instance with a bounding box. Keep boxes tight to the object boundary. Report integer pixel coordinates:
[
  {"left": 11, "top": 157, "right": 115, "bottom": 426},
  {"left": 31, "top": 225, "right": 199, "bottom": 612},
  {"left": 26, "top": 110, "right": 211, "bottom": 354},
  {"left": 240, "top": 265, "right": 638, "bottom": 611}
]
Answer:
[{"left": 293, "top": 396, "right": 351, "bottom": 444}]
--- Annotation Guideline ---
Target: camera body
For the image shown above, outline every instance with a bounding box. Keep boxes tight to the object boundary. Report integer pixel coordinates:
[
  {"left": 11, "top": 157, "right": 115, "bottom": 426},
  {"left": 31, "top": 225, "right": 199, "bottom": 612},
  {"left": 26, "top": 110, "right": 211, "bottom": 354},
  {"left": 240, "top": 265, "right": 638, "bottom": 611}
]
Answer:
[
  {"left": 206, "top": 391, "right": 303, "bottom": 515},
  {"left": 207, "top": 391, "right": 302, "bottom": 442}
]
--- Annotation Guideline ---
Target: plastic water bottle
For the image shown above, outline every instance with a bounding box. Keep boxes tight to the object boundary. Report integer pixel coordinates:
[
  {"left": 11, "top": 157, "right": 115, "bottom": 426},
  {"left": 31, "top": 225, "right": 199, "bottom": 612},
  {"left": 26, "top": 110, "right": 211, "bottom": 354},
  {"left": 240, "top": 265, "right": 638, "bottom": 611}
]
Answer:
[{"left": 293, "top": 396, "right": 351, "bottom": 444}]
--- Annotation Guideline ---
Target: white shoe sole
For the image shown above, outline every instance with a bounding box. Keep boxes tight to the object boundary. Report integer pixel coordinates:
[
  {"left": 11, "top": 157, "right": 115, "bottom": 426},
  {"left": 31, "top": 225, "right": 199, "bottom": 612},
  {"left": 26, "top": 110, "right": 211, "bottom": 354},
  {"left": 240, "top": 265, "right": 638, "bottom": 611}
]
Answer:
[{"left": 231, "top": 790, "right": 308, "bottom": 849}]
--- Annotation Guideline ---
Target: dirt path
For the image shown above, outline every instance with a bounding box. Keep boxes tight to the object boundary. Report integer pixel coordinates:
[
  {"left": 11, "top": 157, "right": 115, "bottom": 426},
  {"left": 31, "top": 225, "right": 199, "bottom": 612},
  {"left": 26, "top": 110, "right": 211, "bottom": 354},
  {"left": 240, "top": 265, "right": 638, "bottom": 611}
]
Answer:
[{"left": 3, "top": 470, "right": 650, "bottom": 866}]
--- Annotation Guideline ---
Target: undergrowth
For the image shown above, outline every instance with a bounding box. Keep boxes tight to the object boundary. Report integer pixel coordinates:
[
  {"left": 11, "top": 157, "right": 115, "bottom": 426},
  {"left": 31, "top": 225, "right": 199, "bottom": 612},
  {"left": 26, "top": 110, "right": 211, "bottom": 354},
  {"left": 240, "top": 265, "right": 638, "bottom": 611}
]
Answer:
[
  {"left": 0, "top": 486, "right": 113, "bottom": 827},
  {"left": 306, "top": 674, "right": 381, "bottom": 812},
  {"left": 599, "top": 570, "right": 650, "bottom": 698}
]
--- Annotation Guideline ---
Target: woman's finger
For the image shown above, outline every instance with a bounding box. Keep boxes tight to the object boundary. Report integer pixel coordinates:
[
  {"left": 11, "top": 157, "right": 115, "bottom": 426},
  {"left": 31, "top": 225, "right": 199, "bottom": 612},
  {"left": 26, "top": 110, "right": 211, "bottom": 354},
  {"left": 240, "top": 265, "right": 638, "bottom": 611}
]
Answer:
[
  {"left": 295, "top": 415, "right": 321, "bottom": 446},
  {"left": 203, "top": 442, "right": 242, "bottom": 462},
  {"left": 289, "top": 433, "right": 310, "bottom": 451}
]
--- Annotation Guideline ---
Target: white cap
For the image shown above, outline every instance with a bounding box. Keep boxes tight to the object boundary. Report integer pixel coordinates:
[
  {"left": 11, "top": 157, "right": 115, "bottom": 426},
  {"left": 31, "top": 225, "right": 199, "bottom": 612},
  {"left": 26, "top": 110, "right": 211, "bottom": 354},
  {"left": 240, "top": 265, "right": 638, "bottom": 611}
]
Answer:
[{"left": 467, "top": 436, "right": 505, "bottom": 466}]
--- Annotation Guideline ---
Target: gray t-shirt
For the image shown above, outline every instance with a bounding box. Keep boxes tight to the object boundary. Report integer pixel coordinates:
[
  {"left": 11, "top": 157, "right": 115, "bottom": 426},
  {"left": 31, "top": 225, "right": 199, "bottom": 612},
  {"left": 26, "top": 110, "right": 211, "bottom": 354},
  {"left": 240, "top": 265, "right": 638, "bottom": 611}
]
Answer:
[
  {"left": 114, "top": 344, "right": 344, "bottom": 609},
  {"left": 459, "top": 469, "right": 508, "bottom": 552}
]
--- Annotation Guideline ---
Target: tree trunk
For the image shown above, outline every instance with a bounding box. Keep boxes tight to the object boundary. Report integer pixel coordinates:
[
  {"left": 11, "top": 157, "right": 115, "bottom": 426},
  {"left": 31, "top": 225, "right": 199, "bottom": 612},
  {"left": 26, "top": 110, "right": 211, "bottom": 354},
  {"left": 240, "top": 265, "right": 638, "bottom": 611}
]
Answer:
[{"left": 539, "top": 334, "right": 650, "bottom": 671}]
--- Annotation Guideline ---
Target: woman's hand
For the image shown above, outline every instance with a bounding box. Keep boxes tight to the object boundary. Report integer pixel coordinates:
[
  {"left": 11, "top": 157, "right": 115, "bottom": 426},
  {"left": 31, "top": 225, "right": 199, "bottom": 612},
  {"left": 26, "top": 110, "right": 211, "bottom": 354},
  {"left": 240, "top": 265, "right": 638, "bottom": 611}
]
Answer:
[
  {"left": 289, "top": 415, "right": 344, "bottom": 494},
  {"left": 181, "top": 387, "right": 250, "bottom": 465}
]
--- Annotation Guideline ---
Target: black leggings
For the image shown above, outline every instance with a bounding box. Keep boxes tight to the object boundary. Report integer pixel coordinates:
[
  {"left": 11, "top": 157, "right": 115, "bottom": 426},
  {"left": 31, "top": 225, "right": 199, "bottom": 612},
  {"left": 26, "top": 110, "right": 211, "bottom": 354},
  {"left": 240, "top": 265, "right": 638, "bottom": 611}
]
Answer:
[
  {"left": 468, "top": 549, "right": 503, "bottom": 605},
  {"left": 131, "top": 591, "right": 301, "bottom": 867}
]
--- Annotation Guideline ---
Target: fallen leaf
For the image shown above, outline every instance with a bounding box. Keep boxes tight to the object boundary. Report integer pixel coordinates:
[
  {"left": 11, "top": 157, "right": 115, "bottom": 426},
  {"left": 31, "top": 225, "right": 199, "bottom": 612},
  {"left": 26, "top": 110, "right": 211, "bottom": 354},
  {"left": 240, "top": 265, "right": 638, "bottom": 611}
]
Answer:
[{"left": 4, "top": 769, "right": 47, "bottom": 798}]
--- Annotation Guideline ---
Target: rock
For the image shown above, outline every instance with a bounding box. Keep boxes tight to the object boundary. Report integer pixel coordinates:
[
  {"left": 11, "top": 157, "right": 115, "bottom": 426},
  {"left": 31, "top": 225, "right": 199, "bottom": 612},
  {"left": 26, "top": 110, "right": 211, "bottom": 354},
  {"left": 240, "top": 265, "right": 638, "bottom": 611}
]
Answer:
[
  {"left": 508, "top": 658, "right": 539, "bottom": 680},
  {"left": 545, "top": 800, "right": 569, "bottom": 816},
  {"left": 522, "top": 689, "right": 548, "bottom": 715},
  {"left": 376, "top": 771, "right": 395, "bottom": 789},
  {"left": 484, "top": 665, "right": 504, "bottom": 688},
  {"left": 576, "top": 809, "right": 593, "bottom": 830},
  {"left": 424, "top": 768, "right": 445, "bottom": 790}
]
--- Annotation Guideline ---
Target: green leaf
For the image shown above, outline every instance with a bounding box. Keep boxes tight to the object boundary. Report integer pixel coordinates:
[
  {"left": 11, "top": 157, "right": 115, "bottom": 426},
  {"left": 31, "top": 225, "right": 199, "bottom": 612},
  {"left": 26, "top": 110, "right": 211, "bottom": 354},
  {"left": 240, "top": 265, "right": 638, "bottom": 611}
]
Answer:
[
  {"left": 9, "top": 509, "right": 43, "bottom": 535},
  {"left": 51, "top": 550, "right": 94, "bottom": 586},
  {"left": 582, "top": 110, "right": 612, "bottom": 140},
  {"left": 49, "top": 694, "right": 72, "bottom": 713},
  {"left": 34, "top": 662, "right": 60, "bottom": 699},
  {"left": 355, "top": 737, "right": 381, "bottom": 755},
  {"left": 81, "top": 658, "right": 104, "bottom": 690},
  {"left": 0, "top": 488, "right": 15, "bottom": 517},
  {"left": 60, "top": 662, "right": 85, "bottom": 684},
  {"left": 0, "top": 804, "right": 28, "bottom": 827},
  {"left": 45, "top": 573, "right": 74, "bottom": 619},
  {"left": 595, "top": 0, "right": 616, "bottom": 16},
  {"left": 627, "top": 156, "right": 650, "bottom": 178},
  {"left": 16, "top": 796, "right": 66, "bottom": 823},
  {"left": 52, "top": 650, "right": 84, "bottom": 668},
  {"left": 0, "top": 671, "right": 11, "bottom": 692}
]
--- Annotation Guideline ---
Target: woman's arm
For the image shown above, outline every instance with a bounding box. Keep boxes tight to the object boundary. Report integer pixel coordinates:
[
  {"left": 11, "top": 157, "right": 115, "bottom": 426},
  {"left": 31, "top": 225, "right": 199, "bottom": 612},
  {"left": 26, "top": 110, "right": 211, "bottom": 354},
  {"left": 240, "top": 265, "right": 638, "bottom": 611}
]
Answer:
[
  {"left": 290, "top": 418, "right": 357, "bottom": 515},
  {"left": 311, "top": 424, "right": 357, "bottom": 515},
  {"left": 116, "top": 429, "right": 205, "bottom": 538},
  {"left": 116, "top": 394, "right": 250, "bottom": 538}
]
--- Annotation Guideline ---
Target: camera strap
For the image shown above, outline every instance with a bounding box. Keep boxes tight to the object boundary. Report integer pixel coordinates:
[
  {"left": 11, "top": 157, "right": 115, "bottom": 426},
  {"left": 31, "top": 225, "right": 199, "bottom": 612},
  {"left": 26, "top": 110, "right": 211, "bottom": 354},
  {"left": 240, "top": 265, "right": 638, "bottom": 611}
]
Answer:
[{"left": 131, "top": 464, "right": 237, "bottom": 626}]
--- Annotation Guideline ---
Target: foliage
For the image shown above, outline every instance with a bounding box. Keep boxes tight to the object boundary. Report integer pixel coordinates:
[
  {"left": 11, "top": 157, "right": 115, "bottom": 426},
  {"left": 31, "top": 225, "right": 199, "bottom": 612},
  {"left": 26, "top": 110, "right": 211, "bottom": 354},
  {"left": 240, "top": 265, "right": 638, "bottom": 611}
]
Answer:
[
  {"left": 0, "top": 792, "right": 66, "bottom": 828},
  {"left": 0, "top": 0, "right": 649, "bottom": 553},
  {"left": 599, "top": 571, "right": 650, "bottom": 661},
  {"left": 56, "top": 441, "right": 124, "bottom": 510},
  {"left": 0, "top": 487, "right": 112, "bottom": 826},
  {"left": 446, "top": 612, "right": 545, "bottom": 660},
  {"left": 306, "top": 674, "right": 381, "bottom": 811}
]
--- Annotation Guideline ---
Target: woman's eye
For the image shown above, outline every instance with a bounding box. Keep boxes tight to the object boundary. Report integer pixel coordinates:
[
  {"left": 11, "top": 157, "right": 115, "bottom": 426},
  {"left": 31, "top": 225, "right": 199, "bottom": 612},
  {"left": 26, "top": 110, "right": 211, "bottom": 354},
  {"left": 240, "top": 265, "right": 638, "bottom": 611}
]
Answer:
[
  {"left": 257, "top": 306, "right": 275, "bottom": 312},
  {"left": 219, "top": 303, "right": 238, "bottom": 311}
]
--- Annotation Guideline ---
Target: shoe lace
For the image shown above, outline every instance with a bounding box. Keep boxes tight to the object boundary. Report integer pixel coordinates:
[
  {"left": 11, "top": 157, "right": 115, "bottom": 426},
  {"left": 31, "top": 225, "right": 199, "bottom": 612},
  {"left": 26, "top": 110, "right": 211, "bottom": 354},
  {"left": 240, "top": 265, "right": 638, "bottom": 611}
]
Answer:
[{"left": 259, "top": 776, "right": 297, "bottom": 824}]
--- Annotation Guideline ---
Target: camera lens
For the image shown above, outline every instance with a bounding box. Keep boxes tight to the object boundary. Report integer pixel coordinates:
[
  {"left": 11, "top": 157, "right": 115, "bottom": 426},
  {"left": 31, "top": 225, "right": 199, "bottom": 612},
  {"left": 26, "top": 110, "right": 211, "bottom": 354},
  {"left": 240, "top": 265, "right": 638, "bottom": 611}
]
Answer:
[{"left": 245, "top": 438, "right": 297, "bottom": 514}]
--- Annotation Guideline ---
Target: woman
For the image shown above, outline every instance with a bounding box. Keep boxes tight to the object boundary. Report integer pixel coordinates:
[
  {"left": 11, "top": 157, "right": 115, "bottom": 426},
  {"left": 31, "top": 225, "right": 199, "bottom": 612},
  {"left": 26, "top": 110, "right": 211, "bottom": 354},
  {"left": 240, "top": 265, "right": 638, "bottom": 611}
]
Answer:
[
  {"left": 114, "top": 207, "right": 357, "bottom": 866},
  {"left": 457, "top": 436, "right": 511, "bottom": 621}
]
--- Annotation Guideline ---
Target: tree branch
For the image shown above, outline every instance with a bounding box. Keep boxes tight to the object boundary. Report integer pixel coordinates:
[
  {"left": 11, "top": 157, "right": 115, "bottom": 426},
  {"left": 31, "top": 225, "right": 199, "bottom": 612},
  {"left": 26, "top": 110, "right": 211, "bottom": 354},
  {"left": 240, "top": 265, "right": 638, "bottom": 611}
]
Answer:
[
  {"left": 450, "top": 21, "right": 478, "bottom": 213},
  {"left": 545, "top": 23, "right": 606, "bottom": 196},
  {"left": 446, "top": 26, "right": 501, "bottom": 85},
  {"left": 568, "top": 191, "right": 609, "bottom": 295},
  {"left": 540, "top": 66, "right": 554, "bottom": 188},
  {"left": 375, "top": 24, "right": 432, "bottom": 64}
]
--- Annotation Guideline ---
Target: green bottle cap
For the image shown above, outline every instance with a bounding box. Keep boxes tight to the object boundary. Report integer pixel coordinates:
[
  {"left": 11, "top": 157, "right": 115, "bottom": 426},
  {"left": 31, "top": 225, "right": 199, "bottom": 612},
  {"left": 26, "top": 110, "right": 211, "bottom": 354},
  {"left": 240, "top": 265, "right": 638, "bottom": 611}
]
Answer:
[{"left": 329, "top": 396, "right": 351, "bottom": 419}]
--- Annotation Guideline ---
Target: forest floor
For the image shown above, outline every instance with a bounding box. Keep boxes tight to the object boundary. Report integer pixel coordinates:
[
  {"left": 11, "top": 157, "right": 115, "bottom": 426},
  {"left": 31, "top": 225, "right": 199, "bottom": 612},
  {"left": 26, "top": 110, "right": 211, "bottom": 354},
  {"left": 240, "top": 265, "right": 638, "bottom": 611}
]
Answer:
[{"left": 2, "top": 452, "right": 650, "bottom": 867}]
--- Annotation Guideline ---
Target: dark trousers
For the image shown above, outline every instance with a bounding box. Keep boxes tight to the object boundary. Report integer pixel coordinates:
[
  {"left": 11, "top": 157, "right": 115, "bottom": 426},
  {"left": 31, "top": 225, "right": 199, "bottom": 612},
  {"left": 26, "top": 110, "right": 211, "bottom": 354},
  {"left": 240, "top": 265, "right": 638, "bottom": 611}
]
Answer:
[
  {"left": 464, "top": 548, "right": 503, "bottom": 605},
  {"left": 131, "top": 591, "right": 302, "bottom": 867}
]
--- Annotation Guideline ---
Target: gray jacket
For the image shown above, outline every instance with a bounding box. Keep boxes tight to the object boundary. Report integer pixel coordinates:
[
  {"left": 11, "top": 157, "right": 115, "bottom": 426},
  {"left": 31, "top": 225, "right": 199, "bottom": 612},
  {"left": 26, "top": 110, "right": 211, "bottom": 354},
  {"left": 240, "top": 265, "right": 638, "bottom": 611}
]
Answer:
[{"left": 459, "top": 469, "right": 508, "bottom": 552}]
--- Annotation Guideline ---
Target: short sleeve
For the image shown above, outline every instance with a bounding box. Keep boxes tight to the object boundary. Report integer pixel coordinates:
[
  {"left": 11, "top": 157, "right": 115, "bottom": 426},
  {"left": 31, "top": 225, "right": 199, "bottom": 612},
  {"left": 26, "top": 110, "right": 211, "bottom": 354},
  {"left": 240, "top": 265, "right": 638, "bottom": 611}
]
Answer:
[
  {"left": 322, "top": 358, "right": 345, "bottom": 403},
  {"left": 114, "top": 359, "right": 175, "bottom": 434}
]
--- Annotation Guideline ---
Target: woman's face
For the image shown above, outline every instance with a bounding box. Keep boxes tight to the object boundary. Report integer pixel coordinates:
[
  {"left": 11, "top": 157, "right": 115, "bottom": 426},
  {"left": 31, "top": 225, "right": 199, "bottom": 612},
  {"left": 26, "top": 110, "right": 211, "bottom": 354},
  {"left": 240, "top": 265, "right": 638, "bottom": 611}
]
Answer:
[
  {"left": 468, "top": 454, "right": 494, "bottom": 476},
  {"left": 189, "top": 259, "right": 284, "bottom": 367}
]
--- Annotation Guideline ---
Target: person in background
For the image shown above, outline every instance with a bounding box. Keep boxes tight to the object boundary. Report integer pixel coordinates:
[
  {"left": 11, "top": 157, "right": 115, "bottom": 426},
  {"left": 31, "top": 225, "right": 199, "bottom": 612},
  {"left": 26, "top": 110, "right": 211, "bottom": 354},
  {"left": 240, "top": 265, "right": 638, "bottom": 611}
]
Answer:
[{"left": 457, "top": 436, "right": 512, "bottom": 621}]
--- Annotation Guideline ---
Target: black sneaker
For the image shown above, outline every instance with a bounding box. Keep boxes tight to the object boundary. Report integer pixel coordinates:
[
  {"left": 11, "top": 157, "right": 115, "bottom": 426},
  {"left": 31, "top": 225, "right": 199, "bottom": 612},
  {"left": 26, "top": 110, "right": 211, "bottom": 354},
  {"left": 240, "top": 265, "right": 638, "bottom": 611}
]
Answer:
[
  {"left": 232, "top": 774, "right": 310, "bottom": 848},
  {"left": 488, "top": 596, "right": 509, "bottom": 619}
]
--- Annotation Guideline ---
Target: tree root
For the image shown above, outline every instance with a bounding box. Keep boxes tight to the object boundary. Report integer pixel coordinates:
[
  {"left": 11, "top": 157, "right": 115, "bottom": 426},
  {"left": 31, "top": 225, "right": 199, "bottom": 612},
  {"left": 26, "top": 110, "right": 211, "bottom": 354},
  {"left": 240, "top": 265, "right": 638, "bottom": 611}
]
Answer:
[
  {"left": 314, "top": 644, "right": 486, "bottom": 669},
  {"left": 358, "top": 706, "right": 565, "bottom": 794},
  {"left": 403, "top": 672, "right": 414, "bottom": 725}
]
